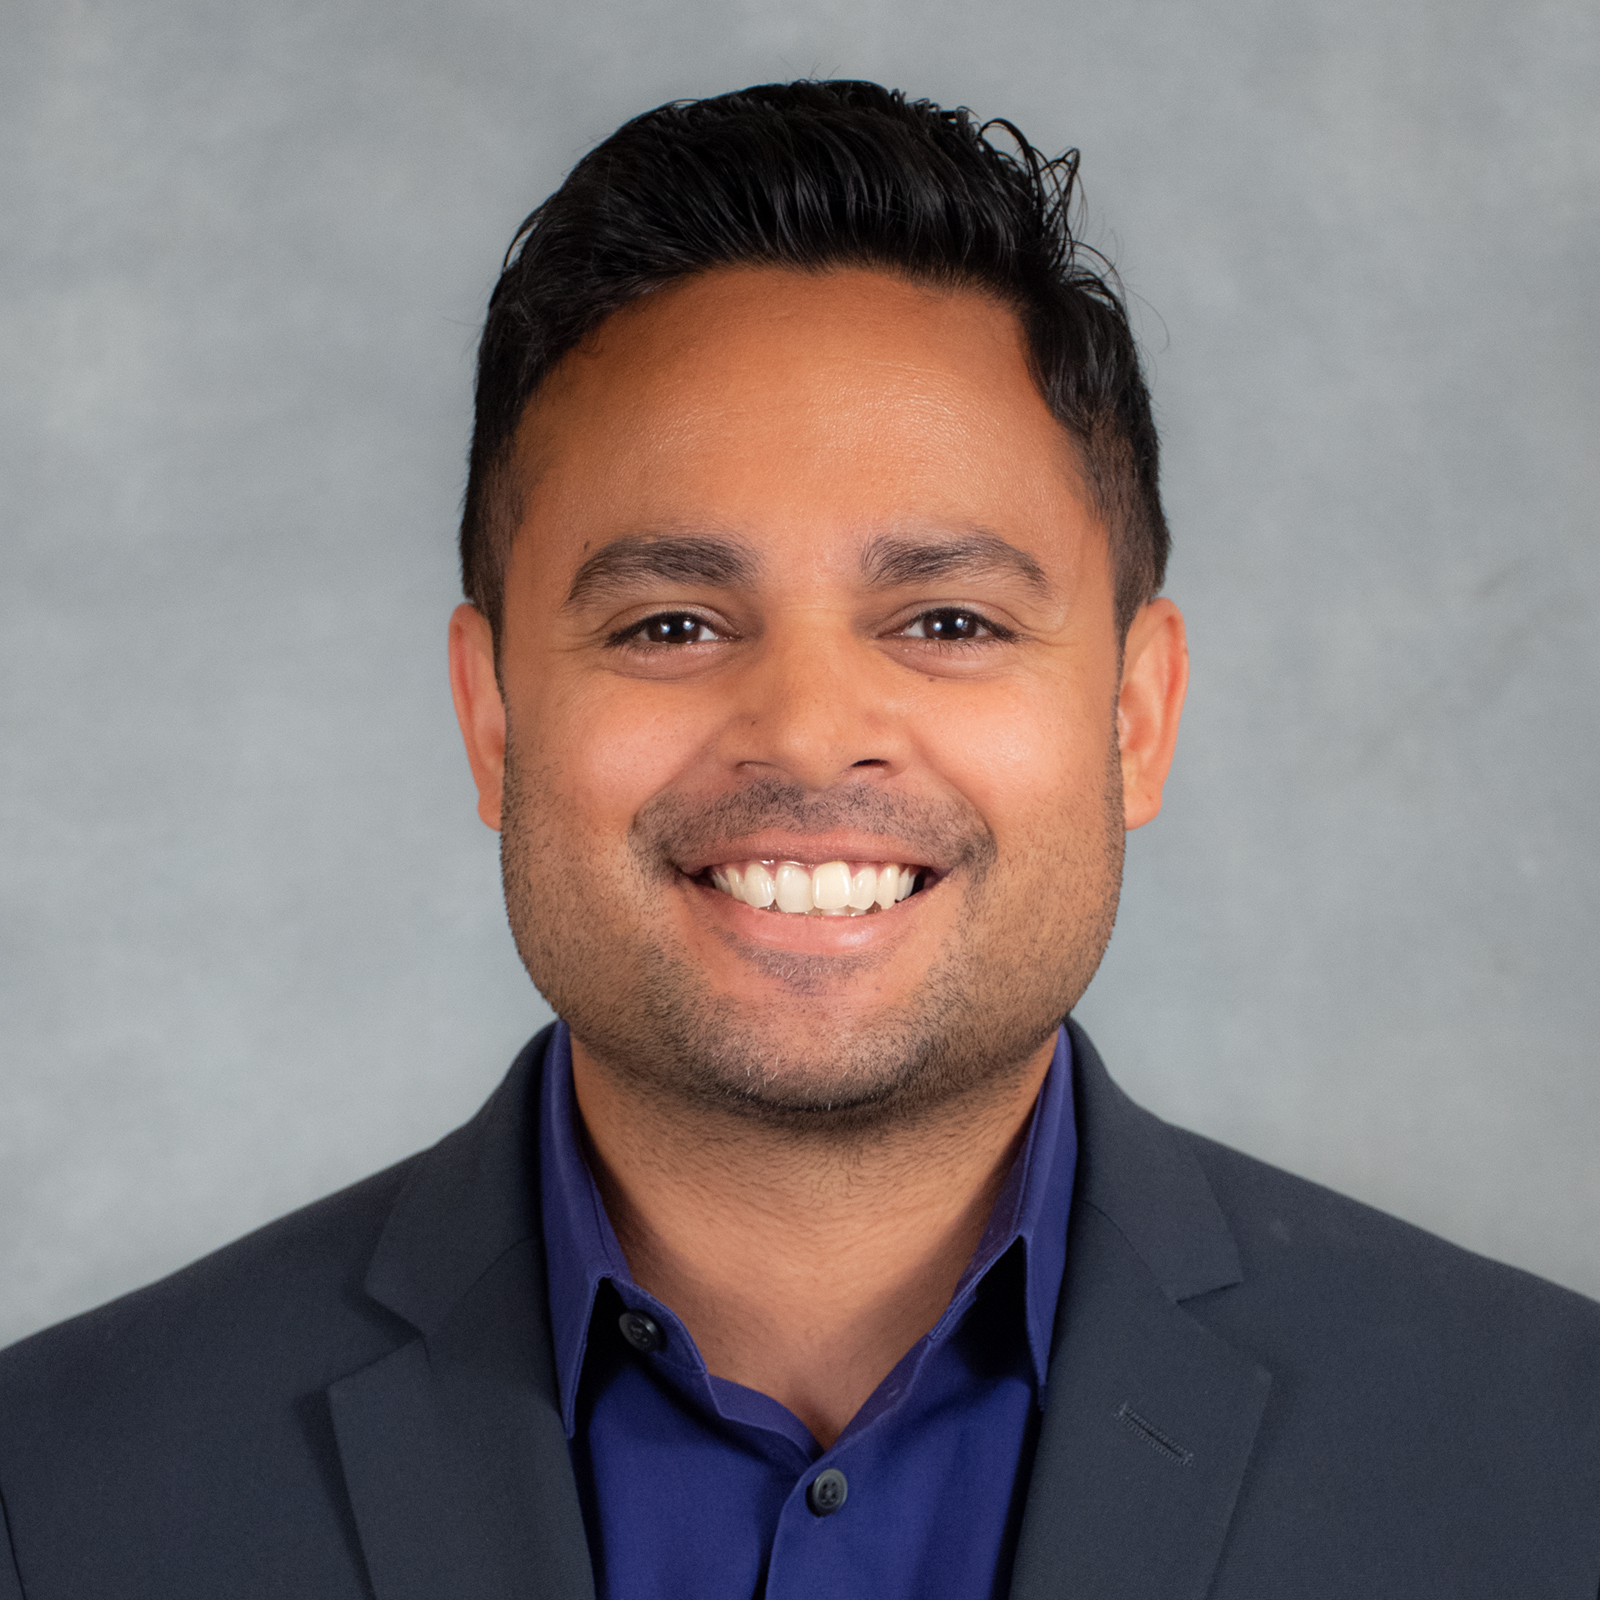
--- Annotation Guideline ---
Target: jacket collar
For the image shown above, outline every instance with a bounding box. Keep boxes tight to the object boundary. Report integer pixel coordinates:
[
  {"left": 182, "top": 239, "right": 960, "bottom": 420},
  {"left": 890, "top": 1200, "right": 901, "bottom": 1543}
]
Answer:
[
  {"left": 328, "top": 1024, "right": 597, "bottom": 1600},
  {"left": 1065, "top": 1017, "right": 1243, "bottom": 1303},
  {"left": 359, "top": 1027, "right": 553, "bottom": 1336}
]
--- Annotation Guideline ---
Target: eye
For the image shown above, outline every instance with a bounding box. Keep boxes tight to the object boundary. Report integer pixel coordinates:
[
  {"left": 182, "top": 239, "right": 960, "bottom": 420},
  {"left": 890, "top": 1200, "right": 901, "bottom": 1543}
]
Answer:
[
  {"left": 614, "top": 612, "right": 721, "bottom": 646},
  {"left": 899, "top": 608, "right": 1008, "bottom": 643}
]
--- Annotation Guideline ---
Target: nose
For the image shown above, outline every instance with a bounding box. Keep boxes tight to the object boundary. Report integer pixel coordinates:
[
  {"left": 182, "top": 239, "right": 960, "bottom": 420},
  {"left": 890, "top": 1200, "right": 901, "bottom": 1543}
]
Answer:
[{"left": 722, "top": 612, "right": 905, "bottom": 790}]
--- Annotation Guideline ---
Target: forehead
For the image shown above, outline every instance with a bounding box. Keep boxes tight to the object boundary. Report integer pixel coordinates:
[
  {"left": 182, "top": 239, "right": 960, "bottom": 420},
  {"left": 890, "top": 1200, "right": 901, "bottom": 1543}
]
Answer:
[{"left": 508, "top": 265, "right": 1099, "bottom": 585}]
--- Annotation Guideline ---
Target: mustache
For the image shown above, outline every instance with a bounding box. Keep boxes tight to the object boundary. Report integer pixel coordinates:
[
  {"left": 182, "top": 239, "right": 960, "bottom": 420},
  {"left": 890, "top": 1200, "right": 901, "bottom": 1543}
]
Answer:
[{"left": 631, "top": 776, "right": 996, "bottom": 877}]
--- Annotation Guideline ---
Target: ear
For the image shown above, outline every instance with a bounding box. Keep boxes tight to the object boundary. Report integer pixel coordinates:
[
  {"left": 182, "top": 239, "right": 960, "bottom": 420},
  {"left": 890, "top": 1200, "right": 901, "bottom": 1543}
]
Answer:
[
  {"left": 448, "top": 602, "right": 506, "bottom": 830},
  {"left": 1116, "top": 598, "right": 1188, "bottom": 830}
]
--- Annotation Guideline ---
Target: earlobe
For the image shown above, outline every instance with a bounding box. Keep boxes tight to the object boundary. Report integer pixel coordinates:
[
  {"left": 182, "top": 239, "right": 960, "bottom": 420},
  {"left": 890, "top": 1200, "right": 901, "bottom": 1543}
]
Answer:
[
  {"left": 1116, "top": 598, "right": 1188, "bottom": 831},
  {"left": 447, "top": 602, "right": 507, "bottom": 831}
]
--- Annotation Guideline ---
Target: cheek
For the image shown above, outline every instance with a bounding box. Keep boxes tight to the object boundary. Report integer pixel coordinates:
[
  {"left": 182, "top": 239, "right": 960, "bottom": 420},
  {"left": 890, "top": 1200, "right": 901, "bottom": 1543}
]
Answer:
[
  {"left": 522, "top": 676, "right": 712, "bottom": 838},
  {"left": 917, "top": 679, "right": 1111, "bottom": 846}
]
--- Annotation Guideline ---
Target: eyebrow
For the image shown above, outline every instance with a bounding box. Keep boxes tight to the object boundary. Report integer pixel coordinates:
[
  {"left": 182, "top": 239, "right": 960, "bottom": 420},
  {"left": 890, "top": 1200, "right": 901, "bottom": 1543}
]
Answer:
[
  {"left": 562, "top": 527, "right": 1052, "bottom": 609},
  {"left": 563, "top": 533, "right": 761, "bottom": 609},
  {"left": 859, "top": 532, "right": 1053, "bottom": 598}
]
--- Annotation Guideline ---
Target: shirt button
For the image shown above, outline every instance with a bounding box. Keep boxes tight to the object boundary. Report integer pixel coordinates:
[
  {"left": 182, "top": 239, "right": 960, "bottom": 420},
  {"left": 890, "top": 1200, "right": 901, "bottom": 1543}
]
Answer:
[
  {"left": 617, "top": 1310, "right": 664, "bottom": 1353},
  {"left": 806, "top": 1468, "right": 848, "bottom": 1517}
]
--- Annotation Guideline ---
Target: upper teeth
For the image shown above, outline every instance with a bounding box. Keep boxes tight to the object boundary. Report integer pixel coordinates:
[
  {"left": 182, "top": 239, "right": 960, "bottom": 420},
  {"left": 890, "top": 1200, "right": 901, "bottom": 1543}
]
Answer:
[{"left": 708, "top": 861, "right": 919, "bottom": 916}]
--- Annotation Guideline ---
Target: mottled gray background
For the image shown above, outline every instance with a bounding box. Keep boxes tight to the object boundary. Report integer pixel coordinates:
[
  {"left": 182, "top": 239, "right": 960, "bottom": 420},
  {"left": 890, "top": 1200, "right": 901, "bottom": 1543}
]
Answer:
[{"left": 3, "top": 0, "right": 1596, "bottom": 1349}]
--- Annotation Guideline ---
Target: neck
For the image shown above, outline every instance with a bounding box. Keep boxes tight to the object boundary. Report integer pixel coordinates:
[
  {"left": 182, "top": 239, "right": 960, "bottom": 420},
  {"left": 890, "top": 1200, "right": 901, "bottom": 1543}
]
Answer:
[{"left": 568, "top": 1033, "right": 1056, "bottom": 1448}]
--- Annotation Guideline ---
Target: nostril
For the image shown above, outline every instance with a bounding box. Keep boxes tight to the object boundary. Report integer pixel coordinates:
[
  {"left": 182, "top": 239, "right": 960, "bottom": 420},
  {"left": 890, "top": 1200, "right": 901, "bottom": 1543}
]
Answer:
[{"left": 851, "top": 758, "right": 889, "bottom": 769}]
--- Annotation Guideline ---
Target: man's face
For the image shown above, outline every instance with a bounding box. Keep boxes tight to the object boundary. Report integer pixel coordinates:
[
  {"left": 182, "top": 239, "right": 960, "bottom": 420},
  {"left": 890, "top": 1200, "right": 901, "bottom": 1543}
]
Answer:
[{"left": 452, "top": 267, "right": 1184, "bottom": 1128}]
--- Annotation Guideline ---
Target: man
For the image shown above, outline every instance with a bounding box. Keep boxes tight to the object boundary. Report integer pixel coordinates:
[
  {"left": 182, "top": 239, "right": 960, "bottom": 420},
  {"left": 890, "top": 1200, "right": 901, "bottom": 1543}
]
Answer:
[{"left": 1, "top": 79, "right": 1597, "bottom": 1600}]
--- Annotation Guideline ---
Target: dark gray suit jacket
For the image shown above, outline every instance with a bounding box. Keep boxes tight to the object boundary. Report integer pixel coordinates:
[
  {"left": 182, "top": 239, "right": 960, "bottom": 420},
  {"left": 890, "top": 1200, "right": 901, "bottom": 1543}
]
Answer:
[{"left": 3, "top": 1021, "right": 1598, "bottom": 1598}]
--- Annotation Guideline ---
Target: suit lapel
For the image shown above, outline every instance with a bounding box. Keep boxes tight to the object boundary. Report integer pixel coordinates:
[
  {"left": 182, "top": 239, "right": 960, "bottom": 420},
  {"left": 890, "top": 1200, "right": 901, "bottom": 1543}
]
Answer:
[
  {"left": 1009, "top": 1023, "right": 1272, "bottom": 1600},
  {"left": 327, "top": 1027, "right": 594, "bottom": 1600}
]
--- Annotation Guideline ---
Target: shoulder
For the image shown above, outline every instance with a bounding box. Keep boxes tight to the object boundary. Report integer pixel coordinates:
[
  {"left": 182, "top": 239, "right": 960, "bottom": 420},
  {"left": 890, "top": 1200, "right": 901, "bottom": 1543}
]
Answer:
[
  {"left": 1066, "top": 1021, "right": 1600, "bottom": 1576},
  {"left": 1171, "top": 1126, "right": 1600, "bottom": 1522},
  {"left": 1067, "top": 1020, "right": 1600, "bottom": 1385},
  {"left": 1181, "top": 1125, "right": 1600, "bottom": 1364},
  {"left": 0, "top": 1025, "right": 555, "bottom": 1423},
  {"left": 0, "top": 1158, "right": 423, "bottom": 1595},
  {"left": 0, "top": 1033, "right": 553, "bottom": 1596},
  {"left": 1, "top": 1156, "right": 417, "bottom": 1418},
  {"left": 1063, "top": 1048, "right": 1600, "bottom": 1587}
]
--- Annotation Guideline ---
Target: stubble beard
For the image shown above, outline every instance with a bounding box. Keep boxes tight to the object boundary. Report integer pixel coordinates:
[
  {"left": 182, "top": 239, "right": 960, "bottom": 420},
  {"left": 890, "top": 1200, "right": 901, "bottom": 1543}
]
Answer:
[{"left": 499, "top": 732, "right": 1126, "bottom": 1141}]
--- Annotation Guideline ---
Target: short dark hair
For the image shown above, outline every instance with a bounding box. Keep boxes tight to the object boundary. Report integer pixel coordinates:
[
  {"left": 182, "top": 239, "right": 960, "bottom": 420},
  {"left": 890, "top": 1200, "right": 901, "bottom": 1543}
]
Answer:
[{"left": 460, "top": 80, "right": 1168, "bottom": 641}]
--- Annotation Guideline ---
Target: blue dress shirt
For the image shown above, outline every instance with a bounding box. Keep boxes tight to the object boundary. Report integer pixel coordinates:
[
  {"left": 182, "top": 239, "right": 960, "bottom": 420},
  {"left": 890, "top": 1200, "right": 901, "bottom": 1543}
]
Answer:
[{"left": 538, "top": 1022, "right": 1077, "bottom": 1599}]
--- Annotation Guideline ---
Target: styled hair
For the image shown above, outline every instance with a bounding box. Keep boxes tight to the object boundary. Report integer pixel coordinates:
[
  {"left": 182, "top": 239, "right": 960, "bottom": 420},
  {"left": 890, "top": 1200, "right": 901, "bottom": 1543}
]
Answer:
[{"left": 460, "top": 79, "right": 1168, "bottom": 640}]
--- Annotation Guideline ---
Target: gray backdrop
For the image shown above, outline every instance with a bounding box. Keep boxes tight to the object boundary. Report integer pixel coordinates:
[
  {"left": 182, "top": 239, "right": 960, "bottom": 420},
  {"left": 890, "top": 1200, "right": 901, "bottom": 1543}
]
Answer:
[{"left": 3, "top": 0, "right": 1597, "bottom": 1349}]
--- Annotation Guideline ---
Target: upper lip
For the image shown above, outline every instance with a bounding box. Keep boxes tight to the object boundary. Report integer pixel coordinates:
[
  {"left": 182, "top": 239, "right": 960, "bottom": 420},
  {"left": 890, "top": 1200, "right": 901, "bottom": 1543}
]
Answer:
[{"left": 675, "top": 834, "right": 944, "bottom": 878}]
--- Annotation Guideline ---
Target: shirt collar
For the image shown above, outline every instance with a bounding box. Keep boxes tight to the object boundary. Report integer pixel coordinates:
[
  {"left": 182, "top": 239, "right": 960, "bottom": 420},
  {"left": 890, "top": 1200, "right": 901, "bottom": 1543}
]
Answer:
[{"left": 539, "top": 1020, "right": 1076, "bottom": 1437}]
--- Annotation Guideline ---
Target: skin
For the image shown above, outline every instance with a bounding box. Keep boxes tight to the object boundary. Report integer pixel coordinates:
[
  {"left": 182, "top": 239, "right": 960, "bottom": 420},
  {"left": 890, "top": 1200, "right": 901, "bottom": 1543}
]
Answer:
[{"left": 449, "top": 265, "right": 1187, "bottom": 1446}]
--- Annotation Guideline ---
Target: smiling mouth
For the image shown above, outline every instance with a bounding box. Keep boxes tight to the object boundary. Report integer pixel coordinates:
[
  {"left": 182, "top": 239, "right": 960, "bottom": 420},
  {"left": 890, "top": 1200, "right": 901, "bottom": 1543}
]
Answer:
[{"left": 701, "top": 860, "right": 927, "bottom": 917}]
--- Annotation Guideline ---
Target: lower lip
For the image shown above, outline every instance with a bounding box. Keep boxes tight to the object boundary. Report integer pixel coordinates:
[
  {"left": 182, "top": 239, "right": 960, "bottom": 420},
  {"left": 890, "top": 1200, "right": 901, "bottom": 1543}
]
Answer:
[{"left": 685, "top": 876, "right": 928, "bottom": 951}]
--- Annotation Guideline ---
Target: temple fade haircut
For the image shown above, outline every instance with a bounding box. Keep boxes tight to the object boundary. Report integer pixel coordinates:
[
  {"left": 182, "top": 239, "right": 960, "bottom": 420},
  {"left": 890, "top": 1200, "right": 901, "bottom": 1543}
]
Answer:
[{"left": 460, "top": 79, "right": 1169, "bottom": 642}]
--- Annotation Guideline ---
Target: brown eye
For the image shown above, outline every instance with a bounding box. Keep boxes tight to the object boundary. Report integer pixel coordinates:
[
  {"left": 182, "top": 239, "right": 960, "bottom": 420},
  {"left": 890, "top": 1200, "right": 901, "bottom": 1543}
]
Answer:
[
  {"left": 635, "top": 613, "right": 716, "bottom": 644},
  {"left": 902, "top": 609, "right": 997, "bottom": 642}
]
